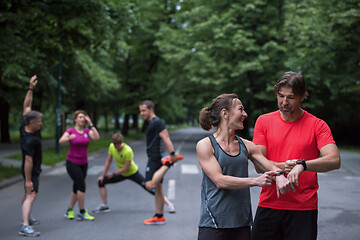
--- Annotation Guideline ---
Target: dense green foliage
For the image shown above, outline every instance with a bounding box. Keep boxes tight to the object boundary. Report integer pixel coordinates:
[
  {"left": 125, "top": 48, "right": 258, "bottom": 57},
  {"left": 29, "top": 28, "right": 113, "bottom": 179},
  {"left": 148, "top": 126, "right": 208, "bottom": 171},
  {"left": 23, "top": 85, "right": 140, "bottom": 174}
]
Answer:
[{"left": 0, "top": 0, "right": 359, "bottom": 144}]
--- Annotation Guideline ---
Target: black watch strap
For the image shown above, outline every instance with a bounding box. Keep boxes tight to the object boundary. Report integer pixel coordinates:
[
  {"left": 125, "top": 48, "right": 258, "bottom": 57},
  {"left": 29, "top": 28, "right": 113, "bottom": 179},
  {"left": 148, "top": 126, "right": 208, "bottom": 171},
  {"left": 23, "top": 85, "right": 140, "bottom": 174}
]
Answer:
[{"left": 296, "top": 159, "right": 307, "bottom": 171}]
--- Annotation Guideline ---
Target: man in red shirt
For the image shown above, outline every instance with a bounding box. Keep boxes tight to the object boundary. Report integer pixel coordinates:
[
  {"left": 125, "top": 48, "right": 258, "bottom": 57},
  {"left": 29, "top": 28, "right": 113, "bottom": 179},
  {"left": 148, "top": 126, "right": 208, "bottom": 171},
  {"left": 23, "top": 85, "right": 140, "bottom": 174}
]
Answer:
[{"left": 251, "top": 71, "right": 341, "bottom": 240}]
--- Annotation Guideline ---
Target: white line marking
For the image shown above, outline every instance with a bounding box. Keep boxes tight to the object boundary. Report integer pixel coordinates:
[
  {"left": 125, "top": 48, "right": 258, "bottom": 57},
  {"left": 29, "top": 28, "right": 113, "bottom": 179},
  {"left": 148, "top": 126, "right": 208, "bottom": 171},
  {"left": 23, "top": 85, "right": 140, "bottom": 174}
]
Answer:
[
  {"left": 46, "top": 166, "right": 67, "bottom": 176},
  {"left": 87, "top": 165, "right": 104, "bottom": 175},
  {"left": 45, "top": 165, "right": 104, "bottom": 176},
  {"left": 181, "top": 164, "right": 199, "bottom": 174},
  {"left": 344, "top": 176, "right": 360, "bottom": 180},
  {"left": 167, "top": 179, "right": 176, "bottom": 200},
  {"left": 176, "top": 134, "right": 191, "bottom": 154}
]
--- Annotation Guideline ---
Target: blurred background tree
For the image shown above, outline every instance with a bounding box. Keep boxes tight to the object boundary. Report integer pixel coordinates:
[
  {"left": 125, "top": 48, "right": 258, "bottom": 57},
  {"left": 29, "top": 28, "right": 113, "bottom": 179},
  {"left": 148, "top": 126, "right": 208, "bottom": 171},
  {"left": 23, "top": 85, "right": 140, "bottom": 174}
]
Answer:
[{"left": 0, "top": 0, "right": 359, "bottom": 146}]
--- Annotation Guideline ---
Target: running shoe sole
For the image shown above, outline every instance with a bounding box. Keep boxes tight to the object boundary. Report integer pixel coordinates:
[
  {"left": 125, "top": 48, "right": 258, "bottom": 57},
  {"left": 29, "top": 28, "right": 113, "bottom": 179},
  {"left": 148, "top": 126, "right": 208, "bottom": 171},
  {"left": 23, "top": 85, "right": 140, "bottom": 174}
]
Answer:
[
  {"left": 19, "top": 231, "right": 40, "bottom": 237},
  {"left": 92, "top": 209, "right": 110, "bottom": 213},
  {"left": 144, "top": 221, "right": 166, "bottom": 225}
]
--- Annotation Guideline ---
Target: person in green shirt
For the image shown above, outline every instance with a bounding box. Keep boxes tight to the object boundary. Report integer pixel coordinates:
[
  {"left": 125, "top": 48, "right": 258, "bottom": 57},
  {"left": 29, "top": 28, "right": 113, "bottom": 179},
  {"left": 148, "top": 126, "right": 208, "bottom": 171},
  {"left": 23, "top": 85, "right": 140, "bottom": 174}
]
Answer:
[{"left": 93, "top": 132, "right": 175, "bottom": 213}]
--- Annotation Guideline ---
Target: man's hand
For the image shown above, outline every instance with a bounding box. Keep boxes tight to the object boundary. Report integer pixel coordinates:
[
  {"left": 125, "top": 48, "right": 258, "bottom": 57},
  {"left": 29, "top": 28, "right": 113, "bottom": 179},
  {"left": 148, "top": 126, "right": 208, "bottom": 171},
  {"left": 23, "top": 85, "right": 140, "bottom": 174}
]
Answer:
[
  {"left": 29, "top": 75, "right": 38, "bottom": 89},
  {"left": 97, "top": 175, "right": 104, "bottom": 184},
  {"left": 275, "top": 174, "right": 291, "bottom": 198},
  {"left": 25, "top": 180, "right": 34, "bottom": 194},
  {"left": 106, "top": 172, "right": 114, "bottom": 179},
  {"left": 287, "top": 164, "right": 305, "bottom": 190},
  {"left": 170, "top": 154, "right": 179, "bottom": 163},
  {"left": 284, "top": 160, "right": 297, "bottom": 173}
]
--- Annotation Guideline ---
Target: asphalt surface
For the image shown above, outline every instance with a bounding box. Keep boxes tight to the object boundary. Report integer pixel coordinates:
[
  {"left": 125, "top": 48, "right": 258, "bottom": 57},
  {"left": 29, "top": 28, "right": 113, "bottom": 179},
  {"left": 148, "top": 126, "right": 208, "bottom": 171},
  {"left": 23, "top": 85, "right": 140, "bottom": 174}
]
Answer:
[{"left": 0, "top": 127, "right": 359, "bottom": 240}]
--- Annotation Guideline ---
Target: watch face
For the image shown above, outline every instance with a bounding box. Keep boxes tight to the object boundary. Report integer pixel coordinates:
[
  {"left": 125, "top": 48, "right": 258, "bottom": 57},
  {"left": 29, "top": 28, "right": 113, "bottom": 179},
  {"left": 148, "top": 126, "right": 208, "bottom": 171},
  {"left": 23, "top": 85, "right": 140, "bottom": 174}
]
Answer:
[
  {"left": 296, "top": 159, "right": 306, "bottom": 170},
  {"left": 296, "top": 159, "right": 304, "bottom": 164}
]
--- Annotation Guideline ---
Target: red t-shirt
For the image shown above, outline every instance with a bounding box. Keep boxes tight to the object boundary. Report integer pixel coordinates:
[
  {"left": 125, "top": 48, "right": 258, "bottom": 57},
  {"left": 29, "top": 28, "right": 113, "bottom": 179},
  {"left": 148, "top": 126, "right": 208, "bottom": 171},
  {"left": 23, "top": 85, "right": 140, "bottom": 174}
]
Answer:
[{"left": 253, "top": 110, "right": 335, "bottom": 210}]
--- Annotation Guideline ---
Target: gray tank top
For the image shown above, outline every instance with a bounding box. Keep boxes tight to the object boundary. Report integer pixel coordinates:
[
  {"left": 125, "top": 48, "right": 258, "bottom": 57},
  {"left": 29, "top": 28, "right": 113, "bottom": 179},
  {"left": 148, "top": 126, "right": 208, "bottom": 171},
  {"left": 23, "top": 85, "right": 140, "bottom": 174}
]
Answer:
[{"left": 198, "top": 134, "right": 253, "bottom": 228}]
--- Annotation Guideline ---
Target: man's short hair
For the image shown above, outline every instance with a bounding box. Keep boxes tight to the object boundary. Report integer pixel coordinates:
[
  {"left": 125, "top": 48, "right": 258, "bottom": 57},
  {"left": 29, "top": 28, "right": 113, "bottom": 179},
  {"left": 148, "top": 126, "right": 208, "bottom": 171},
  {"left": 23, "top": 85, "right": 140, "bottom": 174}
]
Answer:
[
  {"left": 140, "top": 100, "right": 154, "bottom": 110},
  {"left": 24, "top": 111, "right": 42, "bottom": 126},
  {"left": 112, "top": 132, "right": 124, "bottom": 144},
  {"left": 274, "top": 71, "right": 308, "bottom": 98}
]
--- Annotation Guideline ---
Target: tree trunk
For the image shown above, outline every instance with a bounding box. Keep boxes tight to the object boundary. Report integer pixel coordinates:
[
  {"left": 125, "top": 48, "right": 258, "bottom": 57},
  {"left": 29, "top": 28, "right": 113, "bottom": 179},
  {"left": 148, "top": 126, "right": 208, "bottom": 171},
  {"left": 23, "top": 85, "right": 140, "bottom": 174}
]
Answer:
[
  {"left": 123, "top": 113, "right": 130, "bottom": 136},
  {"left": 132, "top": 114, "right": 138, "bottom": 132},
  {"left": 114, "top": 103, "right": 120, "bottom": 131},
  {"left": 141, "top": 119, "right": 149, "bottom": 133},
  {"left": 0, "top": 97, "right": 11, "bottom": 143},
  {"left": 104, "top": 112, "right": 108, "bottom": 133}
]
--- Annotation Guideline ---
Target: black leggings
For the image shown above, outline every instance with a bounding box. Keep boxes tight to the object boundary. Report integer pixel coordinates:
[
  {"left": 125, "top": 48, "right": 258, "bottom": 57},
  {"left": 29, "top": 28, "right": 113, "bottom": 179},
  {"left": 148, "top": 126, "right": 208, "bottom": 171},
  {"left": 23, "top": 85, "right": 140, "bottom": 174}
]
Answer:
[
  {"left": 98, "top": 170, "right": 154, "bottom": 195},
  {"left": 66, "top": 160, "right": 88, "bottom": 193}
]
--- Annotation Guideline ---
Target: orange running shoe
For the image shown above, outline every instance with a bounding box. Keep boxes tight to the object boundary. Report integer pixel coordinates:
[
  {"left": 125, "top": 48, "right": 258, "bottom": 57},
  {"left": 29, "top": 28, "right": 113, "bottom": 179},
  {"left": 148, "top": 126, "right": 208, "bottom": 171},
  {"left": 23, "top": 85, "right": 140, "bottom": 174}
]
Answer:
[
  {"left": 161, "top": 154, "right": 183, "bottom": 166},
  {"left": 144, "top": 216, "right": 166, "bottom": 225}
]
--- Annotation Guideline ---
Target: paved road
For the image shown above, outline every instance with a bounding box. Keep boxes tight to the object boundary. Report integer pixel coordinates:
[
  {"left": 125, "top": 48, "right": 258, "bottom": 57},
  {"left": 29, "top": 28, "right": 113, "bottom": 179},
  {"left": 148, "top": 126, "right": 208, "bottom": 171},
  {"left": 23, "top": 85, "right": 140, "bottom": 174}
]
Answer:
[{"left": 0, "top": 127, "right": 359, "bottom": 240}]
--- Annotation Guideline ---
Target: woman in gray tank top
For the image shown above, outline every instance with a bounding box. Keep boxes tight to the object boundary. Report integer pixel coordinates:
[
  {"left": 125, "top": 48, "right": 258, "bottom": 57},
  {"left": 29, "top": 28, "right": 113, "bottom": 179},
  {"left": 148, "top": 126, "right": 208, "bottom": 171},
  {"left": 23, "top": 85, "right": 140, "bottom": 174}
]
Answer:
[{"left": 196, "top": 94, "right": 290, "bottom": 240}]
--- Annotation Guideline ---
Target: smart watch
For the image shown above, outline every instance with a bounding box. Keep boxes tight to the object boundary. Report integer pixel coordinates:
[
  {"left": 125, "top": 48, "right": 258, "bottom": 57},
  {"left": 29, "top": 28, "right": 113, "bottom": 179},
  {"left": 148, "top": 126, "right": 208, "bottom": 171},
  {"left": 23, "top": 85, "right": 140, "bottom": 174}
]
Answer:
[{"left": 296, "top": 159, "right": 307, "bottom": 171}]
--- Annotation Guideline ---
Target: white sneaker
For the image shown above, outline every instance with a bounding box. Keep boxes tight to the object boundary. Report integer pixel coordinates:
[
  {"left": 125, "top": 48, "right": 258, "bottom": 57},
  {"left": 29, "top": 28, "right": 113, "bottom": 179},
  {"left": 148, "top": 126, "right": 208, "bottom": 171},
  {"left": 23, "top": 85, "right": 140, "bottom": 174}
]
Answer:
[
  {"left": 93, "top": 204, "right": 110, "bottom": 213},
  {"left": 19, "top": 225, "right": 40, "bottom": 237},
  {"left": 168, "top": 204, "right": 176, "bottom": 213}
]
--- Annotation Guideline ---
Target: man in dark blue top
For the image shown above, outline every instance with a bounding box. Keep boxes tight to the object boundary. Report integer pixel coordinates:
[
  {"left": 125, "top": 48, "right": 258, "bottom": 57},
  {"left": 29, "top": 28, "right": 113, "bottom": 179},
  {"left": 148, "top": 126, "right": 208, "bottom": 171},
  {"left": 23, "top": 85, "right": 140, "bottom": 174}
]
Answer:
[
  {"left": 139, "top": 100, "right": 180, "bottom": 225},
  {"left": 19, "top": 75, "right": 42, "bottom": 237}
]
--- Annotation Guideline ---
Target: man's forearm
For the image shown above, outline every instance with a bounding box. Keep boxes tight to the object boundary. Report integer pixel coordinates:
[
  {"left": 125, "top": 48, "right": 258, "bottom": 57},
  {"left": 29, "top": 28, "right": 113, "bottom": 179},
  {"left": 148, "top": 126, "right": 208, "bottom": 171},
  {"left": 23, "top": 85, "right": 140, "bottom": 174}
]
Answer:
[
  {"left": 102, "top": 162, "right": 111, "bottom": 176},
  {"left": 163, "top": 137, "right": 175, "bottom": 154},
  {"left": 24, "top": 155, "right": 33, "bottom": 181},
  {"left": 23, "top": 90, "right": 33, "bottom": 114},
  {"left": 269, "top": 160, "right": 285, "bottom": 171}
]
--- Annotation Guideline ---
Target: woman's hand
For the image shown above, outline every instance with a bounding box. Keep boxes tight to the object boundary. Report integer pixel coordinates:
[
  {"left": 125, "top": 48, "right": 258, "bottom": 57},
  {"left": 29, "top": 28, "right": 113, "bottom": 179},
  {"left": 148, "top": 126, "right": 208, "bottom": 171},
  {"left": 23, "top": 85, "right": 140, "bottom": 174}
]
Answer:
[
  {"left": 84, "top": 115, "right": 92, "bottom": 126},
  {"left": 255, "top": 171, "right": 278, "bottom": 187}
]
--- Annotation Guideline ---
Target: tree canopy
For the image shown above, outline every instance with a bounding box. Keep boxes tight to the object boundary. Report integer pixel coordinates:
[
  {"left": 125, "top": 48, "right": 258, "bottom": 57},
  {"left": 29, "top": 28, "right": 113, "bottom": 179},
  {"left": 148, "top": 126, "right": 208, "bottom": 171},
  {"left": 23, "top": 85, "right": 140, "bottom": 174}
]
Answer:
[{"left": 0, "top": 0, "right": 359, "bottom": 145}]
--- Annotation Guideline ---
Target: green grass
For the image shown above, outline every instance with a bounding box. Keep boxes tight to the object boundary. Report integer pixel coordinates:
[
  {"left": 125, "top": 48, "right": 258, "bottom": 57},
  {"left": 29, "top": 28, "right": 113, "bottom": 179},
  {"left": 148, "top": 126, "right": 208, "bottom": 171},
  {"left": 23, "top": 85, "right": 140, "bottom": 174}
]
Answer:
[
  {"left": 339, "top": 145, "right": 360, "bottom": 154},
  {"left": 0, "top": 163, "right": 21, "bottom": 182},
  {"left": 8, "top": 129, "right": 56, "bottom": 144}
]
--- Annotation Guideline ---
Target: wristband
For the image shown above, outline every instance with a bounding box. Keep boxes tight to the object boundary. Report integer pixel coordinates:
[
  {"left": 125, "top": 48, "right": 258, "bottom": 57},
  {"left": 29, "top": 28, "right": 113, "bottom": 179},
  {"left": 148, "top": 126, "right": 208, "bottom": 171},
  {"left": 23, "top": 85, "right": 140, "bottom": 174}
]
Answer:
[
  {"left": 89, "top": 125, "right": 94, "bottom": 128},
  {"left": 27, "top": 88, "right": 34, "bottom": 91},
  {"left": 278, "top": 171, "right": 285, "bottom": 175},
  {"left": 296, "top": 159, "right": 307, "bottom": 171},
  {"left": 170, "top": 151, "right": 175, "bottom": 156}
]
